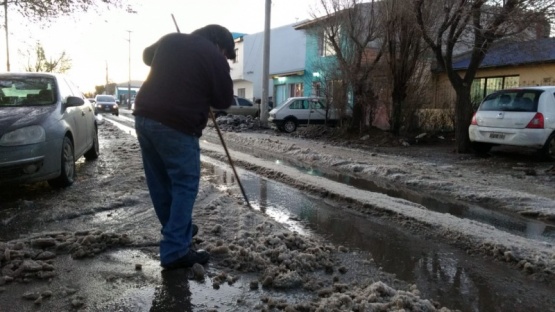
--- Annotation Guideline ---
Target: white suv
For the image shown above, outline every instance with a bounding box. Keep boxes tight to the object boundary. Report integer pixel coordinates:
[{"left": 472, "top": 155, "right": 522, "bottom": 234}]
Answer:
[
  {"left": 268, "top": 97, "right": 343, "bottom": 133},
  {"left": 469, "top": 86, "right": 555, "bottom": 160}
]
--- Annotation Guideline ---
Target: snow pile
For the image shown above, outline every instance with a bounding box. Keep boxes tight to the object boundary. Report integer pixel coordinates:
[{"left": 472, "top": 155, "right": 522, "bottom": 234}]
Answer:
[
  {"left": 190, "top": 187, "right": 454, "bottom": 311},
  {"left": 0, "top": 230, "right": 131, "bottom": 284},
  {"left": 211, "top": 114, "right": 265, "bottom": 132}
]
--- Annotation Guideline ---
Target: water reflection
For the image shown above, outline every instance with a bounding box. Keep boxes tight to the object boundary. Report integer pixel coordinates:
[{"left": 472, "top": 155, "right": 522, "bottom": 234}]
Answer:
[{"left": 150, "top": 270, "right": 193, "bottom": 312}]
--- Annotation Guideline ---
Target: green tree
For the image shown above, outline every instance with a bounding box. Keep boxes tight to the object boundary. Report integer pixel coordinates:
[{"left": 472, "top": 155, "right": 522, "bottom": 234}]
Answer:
[
  {"left": 24, "top": 42, "right": 71, "bottom": 73},
  {"left": 413, "top": 0, "right": 555, "bottom": 153}
]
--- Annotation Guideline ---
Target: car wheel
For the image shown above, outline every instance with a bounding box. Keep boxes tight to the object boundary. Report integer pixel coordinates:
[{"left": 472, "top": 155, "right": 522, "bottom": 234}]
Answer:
[
  {"left": 540, "top": 133, "right": 555, "bottom": 161},
  {"left": 115, "top": 110, "right": 119, "bottom": 117},
  {"left": 215, "top": 111, "right": 226, "bottom": 118},
  {"left": 48, "top": 136, "right": 75, "bottom": 188},
  {"left": 84, "top": 126, "right": 100, "bottom": 160},
  {"left": 471, "top": 142, "right": 492, "bottom": 155},
  {"left": 283, "top": 118, "right": 297, "bottom": 133}
]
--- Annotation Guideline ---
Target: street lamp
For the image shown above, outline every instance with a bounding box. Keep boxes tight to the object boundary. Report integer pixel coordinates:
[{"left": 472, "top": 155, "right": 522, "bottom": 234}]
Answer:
[{"left": 127, "top": 30, "right": 132, "bottom": 109}]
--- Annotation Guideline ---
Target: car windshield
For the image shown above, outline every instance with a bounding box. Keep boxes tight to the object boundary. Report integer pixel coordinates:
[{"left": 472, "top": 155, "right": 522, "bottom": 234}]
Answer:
[
  {"left": 479, "top": 90, "right": 542, "bottom": 112},
  {"left": 0, "top": 76, "right": 56, "bottom": 107},
  {"left": 97, "top": 96, "right": 115, "bottom": 102}
]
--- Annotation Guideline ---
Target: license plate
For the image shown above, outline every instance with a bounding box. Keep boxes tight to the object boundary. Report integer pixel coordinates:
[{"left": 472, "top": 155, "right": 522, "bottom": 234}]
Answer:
[
  {"left": 489, "top": 133, "right": 505, "bottom": 139},
  {"left": 104, "top": 107, "right": 110, "bottom": 111}
]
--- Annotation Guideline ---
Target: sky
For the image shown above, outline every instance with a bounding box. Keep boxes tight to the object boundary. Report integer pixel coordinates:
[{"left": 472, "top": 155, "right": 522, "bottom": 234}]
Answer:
[{"left": 2, "top": 0, "right": 317, "bottom": 93}]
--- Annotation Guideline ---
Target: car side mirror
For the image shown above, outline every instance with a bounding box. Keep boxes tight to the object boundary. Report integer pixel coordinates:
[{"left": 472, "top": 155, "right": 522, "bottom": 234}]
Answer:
[{"left": 65, "top": 96, "right": 85, "bottom": 107}]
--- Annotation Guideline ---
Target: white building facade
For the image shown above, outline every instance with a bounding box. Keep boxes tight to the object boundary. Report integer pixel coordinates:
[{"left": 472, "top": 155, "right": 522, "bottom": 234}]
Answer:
[{"left": 231, "top": 22, "right": 307, "bottom": 105}]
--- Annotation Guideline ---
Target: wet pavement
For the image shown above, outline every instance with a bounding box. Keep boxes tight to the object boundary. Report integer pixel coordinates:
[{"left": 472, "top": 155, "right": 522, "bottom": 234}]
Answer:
[
  {"left": 106, "top": 113, "right": 555, "bottom": 311},
  {"left": 1, "top": 113, "right": 554, "bottom": 311}
]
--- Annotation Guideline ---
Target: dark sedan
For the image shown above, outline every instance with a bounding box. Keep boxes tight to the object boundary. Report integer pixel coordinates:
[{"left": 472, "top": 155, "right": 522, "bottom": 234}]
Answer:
[{"left": 94, "top": 94, "right": 119, "bottom": 116}]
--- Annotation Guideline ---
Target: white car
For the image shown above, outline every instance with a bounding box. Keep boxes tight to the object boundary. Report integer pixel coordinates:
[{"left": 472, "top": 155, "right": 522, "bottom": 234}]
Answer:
[
  {"left": 469, "top": 86, "right": 555, "bottom": 160},
  {"left": 268, "top": 97, "right": 343, "bottom": 133}
]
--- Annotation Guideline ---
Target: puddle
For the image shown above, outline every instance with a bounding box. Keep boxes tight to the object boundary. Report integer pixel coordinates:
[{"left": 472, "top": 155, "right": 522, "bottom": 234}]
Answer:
[
  {"left": 201, "top": 159, "right": 555, "bottom": 312},
  {"left": 238, "top": 150, "right": 555, "bottom": 243},
  {"left": 300, "top": 163, "right": 555, "bottom": 243}
]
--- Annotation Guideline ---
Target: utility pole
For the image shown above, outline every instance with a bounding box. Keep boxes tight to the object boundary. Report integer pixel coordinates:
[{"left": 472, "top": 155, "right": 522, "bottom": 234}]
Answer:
[
  {"left": 261, "top": 0, "right": 271, "bottom": 125},
  {"left": 127, "top": 30, "right": 132, "bottom": 109},
  {"left": 104, "top": 61, "right": 109, "bottom": 95},
  {"left": 4, "top": 1, "right": 10, "bottom": 72}
]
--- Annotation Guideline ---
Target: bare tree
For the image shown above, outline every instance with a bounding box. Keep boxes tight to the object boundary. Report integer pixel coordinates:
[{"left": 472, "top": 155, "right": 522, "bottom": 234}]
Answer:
[
  {"left": 1, "top": 0, "right": 129, "bottom": 21},
  {"left": 379, "top": 0, "right": 428, "bottom": 135},
  {"left": 95, "top": 85, "right": 106, "bottom": 96},
  {"left": 413, "top": 0, "right": 555, "bottom": 153},
  {"left": 23, "top": 42, "right": 71, "bottom": 73},
  {"left": 1, "top": 0, "right": 132, "bottom": 71},
  {"left": 309, "top": 0, "right": 384, "bottom": 133}
]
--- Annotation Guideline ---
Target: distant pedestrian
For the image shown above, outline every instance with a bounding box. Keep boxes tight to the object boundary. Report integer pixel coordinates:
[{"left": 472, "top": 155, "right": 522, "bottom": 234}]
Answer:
[{"left": 133, "top": 24, "right": 235, "bottom": 270}]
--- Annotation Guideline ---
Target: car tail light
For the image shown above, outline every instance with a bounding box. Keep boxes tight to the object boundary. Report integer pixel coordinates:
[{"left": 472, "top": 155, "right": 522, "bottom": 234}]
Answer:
[
  {"left": 526, "top": 113, "right": 544, "bottom": 129},
  {"left": 470, "top": 113, "right": 477, "bottom": 125}
]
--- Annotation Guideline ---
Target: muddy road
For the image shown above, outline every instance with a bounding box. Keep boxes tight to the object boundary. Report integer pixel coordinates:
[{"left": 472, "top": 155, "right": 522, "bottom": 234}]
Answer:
[{"left": 0, "top": 109, "right": 554, "bottom": 312}]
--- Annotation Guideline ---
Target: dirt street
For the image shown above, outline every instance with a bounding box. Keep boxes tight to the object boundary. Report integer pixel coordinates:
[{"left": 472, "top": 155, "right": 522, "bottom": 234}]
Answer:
[{"left": 0, "top": 112, "right": 554, "bottom": 311}]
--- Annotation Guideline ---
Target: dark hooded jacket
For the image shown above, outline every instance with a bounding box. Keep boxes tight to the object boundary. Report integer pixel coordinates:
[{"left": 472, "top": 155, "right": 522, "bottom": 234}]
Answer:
[{"left": 132, "top": 32, "right": 233, "bottom": 137}]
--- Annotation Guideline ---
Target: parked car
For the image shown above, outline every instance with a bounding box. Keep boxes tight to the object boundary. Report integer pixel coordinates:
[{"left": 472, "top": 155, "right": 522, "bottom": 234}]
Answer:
[
  {"left": 268, "top": 97, "right": 343, "bottom": 133},
  {"left": 469, "top": 86, "right": 555, "bottom": 160},
  {"left": 0, "top": 72, "right": 100, "bottom": 187},
  {"left": 95, "top": 94, "right": 119, "bottom": 116},
  {"left": 213, "top": 96, "right": 259, "bottom": 118}
]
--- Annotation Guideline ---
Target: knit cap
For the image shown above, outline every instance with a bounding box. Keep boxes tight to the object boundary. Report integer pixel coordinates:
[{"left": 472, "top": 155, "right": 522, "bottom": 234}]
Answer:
[{"left": 192, "top": 24, "right": 236, "bottom": 60}]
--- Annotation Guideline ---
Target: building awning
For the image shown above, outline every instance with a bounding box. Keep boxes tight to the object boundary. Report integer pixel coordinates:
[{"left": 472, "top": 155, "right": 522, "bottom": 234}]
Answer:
[{"left": 271, "top": 70, "right": 305, "bottom": 79}]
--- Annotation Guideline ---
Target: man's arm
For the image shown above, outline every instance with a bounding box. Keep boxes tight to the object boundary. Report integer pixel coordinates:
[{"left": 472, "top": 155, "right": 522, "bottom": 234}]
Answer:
[{"left": 210, "top": 57, "right": 234, "bottom": 110}]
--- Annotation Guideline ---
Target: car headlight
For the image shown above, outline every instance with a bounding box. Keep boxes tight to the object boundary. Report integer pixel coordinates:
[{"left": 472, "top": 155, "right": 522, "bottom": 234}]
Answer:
[{"left": 0, "top": 125, "right": 46, "bottom": 146}]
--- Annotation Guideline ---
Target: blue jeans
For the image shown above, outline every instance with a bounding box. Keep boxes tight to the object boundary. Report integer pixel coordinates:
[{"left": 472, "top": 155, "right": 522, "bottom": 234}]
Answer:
[{"left": 135, "top": 115, "right": 200, "bottom": 266}]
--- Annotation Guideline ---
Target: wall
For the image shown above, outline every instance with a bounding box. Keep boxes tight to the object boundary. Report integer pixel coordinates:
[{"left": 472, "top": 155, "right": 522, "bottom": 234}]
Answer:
[
  {"left": 242, "top": 23, "right": 307, "bottom": 102},
  {"left": 432, "top": 62, "right": 555, "bottom": 108},
  {"left": 230, "top": 39, "right": 245, "bottom": 82}
]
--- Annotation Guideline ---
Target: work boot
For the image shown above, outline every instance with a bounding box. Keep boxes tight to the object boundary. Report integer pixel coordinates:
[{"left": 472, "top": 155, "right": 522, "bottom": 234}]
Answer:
[{"left": 162, "top": 249, "right": 210, "bottom": 270}]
